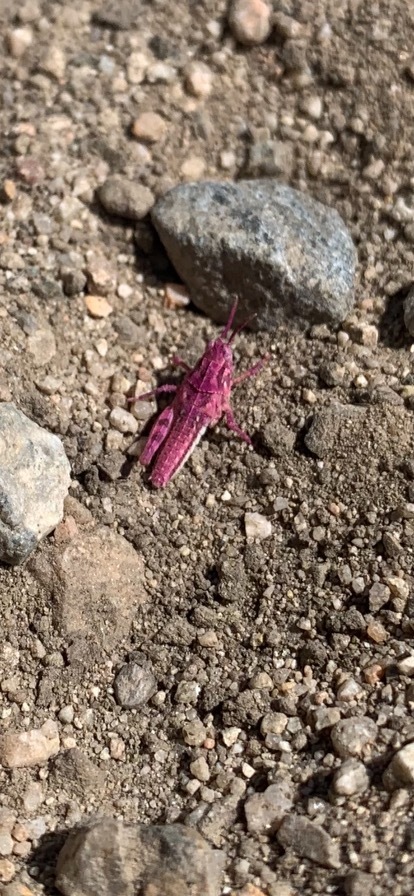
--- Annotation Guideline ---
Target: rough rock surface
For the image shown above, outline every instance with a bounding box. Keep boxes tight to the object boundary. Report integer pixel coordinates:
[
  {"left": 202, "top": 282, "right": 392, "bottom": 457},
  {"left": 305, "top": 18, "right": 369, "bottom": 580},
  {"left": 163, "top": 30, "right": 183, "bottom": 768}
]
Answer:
[
  {"left": 55, "top": 817, "right": 225, "bottom": 896},
  {"left": 277, "top": 815, "right": 341, "bottom": 869},
  {"left": 0, "top": 403, "right": 71, "bottom": 564},
  {"left": 29, "top": 526, "right": 147, "bottom": 653},
  {"left": 151, "top": 180, "right": 357, "bottom": 330}
]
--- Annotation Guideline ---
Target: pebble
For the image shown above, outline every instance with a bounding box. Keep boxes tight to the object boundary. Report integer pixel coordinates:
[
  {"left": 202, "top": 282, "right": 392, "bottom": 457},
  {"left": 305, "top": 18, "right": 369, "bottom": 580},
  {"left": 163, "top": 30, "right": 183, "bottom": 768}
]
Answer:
[
  {"left": 397, "top": 655, "right": 414, "bottom": 676},
  {"left": 185, "top": 62, "right": 214, "bottom": 98},
  {"left": 60, "top": 266, "right": 87, "bottom": 296},
  {"left": 0, "top": 720, "right": 59, "bottom": 769},
  {"left": 383, "top": 742, "right": 414, "bottom": 789},
  {"left": 277, "top": 814, "right": 340, "bottom": 869},
  {"left": 0, "top": 403, "right": 70, "bottom": 565},
  {"left": 403, "top": 286, "right": 414, "bottom": 337},
  {"left": 330, "top": 717, "right": 378, "bottom": 759},
  {"left": 228, "top": 0, "right": 272, "bottom": 46},
  {"left": 246, "top": 140, "right": 293, "bottom": 179},
  {"left": 27, "top": 328, "right": 56, "bottom": 366},
  {"left": 180, "top": 156, "right": 206, "bottom": 180},
  {"left": 7, "top": 26, "right": 33, "bottom": 57},
  {"left": 56, "top": 817, "right": 225, "bottom": 896},
  {"left": 39, "top": 45, "right": 66, "bottom": 80},
  {"left": 368, "top": 582, "right": 390, "bottom": 612},
  {"left": 85, "top": 295, "right": 113, "bottom": 318},
  {"left": 151, "top": 180, "right": 356, "bottom": 330},
  {"left": 300, "top": 95, "right": 323, "bottom": 119},
  {"left": 331, "top": 759, "right": 370, "bottom": 796},
  {"left": 366, "top": 619, "right": 388, "bottom": 644},
  {"left": 132, "top": 112, "right": 167, "bottom": 143},
  {"left": 337, "top": 678, "right": 363, "bottom": 702},
  {"left": 22, "top": 782, "right": 44, "bottom": 813},
  {"left": 86, "top": 256, "right": 116, "bottom": 295},
  {"left": 0, "top": 832, "right": 13, "bottom": 856},
  {"left": 244, "top": 512, "right": 272, "bottom": 540},
  {"left": 109, "top": 407, "right": 139, "bottom": 434},
  {"left": 312, "top": 706, "right": 341, "bottom": 732},
  {"left": 304, "top": 404, "right": 364, "bottom": 459},
  {"left": 244, "top": 778, "right": 293, "bottom": 834},
  {"left": 190, "top": 756, "right": 210, "bottom": 782},
  {"left": 345, "top": 871, "right": 375, "bottom": 896},
  {"left": 183, "top": 720, "right": 208, "bottom": 747},
  {"left": 113, "top": 659, "right": 157, "bottom": 708},
  {"left": 97, "top": 176, "right": 155, "bottom": 221},
  {"left": 0, "top": 859, "right": 15, "bottom": 883}
]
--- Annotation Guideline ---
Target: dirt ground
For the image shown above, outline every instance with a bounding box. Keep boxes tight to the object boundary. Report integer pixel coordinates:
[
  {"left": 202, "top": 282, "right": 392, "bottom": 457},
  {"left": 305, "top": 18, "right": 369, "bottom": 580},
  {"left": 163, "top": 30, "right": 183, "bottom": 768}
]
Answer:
[{"left": 1, "top": 0, "right": 414, "bottom": 894}]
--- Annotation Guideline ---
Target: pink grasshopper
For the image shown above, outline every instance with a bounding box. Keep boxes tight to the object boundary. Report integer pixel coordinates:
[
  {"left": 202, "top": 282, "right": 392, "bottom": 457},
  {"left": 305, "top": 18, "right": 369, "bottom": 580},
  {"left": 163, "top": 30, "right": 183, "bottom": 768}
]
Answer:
[{"left": 132, "top": 300, "right": 267, "bottom": 488}]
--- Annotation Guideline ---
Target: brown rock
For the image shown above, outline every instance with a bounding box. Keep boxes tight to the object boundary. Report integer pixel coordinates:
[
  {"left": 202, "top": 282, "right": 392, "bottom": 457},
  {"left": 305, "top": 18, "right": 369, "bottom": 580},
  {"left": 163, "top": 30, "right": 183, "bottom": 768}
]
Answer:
[
  {"left": 132, "top": 112, "right": 167, "bottom": 143},
  {"left": 0, "top": 720, "right": 59, "bottom": 769},
  {"left": 84, "top": 295, "right": 113, "bottom": 318},
  {"left": 30, "top": 527, "right": 147, "bottom": 653},
  {"left": 56, "top": 817, "right": 225, "bottom": 896}
]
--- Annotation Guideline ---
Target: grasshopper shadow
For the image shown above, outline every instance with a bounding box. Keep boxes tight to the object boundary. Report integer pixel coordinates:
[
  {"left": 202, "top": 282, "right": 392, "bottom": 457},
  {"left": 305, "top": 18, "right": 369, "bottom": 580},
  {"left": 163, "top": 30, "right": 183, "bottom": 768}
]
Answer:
[{"left": 378, "top": 284, "right": 412, "bottom": 349}]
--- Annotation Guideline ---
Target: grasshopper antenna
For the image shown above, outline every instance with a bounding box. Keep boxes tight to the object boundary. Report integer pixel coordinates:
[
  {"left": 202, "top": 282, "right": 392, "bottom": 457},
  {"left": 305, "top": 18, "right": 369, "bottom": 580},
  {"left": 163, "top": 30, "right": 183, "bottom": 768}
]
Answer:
[
  {"left": 220, "top": 298, "right": 239, "bottom": 340},
  {"left": 228, "top": 311, "right": 257, "bottom": 344}
]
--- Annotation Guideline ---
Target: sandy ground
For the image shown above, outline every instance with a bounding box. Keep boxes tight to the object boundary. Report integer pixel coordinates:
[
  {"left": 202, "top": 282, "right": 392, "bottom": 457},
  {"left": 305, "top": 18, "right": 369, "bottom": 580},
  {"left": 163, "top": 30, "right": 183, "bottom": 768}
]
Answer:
[{"left": 1, "top": 1, "right": 414, "bottom": 894}]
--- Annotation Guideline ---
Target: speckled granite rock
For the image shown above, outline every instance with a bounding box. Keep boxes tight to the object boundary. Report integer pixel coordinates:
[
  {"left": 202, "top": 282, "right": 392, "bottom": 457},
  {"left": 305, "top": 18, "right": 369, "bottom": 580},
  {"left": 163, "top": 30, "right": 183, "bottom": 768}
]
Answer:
[
  {"left": 151, "top": 179, "right": 357, "bottom": 330},
  {"left": 0, "top": 403, "right": 71, "bottom": 564}
]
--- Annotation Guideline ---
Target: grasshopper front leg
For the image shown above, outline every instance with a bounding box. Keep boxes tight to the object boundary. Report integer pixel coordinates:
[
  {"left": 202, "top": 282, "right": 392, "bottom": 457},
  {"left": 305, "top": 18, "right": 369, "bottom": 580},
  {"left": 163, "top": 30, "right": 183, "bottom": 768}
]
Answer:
[{"left": 224, "top": 406, "right": 252, "bottom": 446}]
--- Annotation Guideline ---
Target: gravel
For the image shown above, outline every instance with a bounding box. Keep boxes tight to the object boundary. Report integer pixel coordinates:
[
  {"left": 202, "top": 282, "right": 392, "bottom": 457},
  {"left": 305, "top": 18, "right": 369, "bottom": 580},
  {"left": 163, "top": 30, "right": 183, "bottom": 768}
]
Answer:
[{"left": 1, "top": 1, "right": 414, "bottom": 894}]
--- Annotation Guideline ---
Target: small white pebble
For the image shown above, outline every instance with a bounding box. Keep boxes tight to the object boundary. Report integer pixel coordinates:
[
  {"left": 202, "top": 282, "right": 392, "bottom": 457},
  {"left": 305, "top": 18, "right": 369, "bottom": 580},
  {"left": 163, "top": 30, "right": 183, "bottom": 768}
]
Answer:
[
  {"left": 117, "top": 283, "right": 133, "bottom": 299},
  {"left": 244, "top": 511, "right": 272, "bottom": 540},
  {"left": 109, "top": 407, "right": 139, "bottom": 434}
]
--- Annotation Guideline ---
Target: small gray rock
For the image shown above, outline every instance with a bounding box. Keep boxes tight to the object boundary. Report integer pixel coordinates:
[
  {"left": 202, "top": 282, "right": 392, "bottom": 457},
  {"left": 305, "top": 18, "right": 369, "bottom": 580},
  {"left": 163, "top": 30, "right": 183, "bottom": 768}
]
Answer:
[
  {"left": 277, "top": 814, "right": 340, "bottom": 869},
  {"left": 331, "top": 758, "right": 370, "bottom": 796},
  {"left": 383, "top": 742, "right": 414, "bottom": 790},
  {"left": 56, "top": 816, "right": 225, "bottom": 896},
  {"left": 403, "top": 286, "right": 414, "bottom": 337},
  {"left": 151, "top": 179, "right": 357, "bottom": 330},
  {"left": 113, "top": 659, "right": 157, "bottom": 708},
  {"left": 345, "top": 870, "right": 375, "bottom": 896},
  {"left": 97, "top": 176, "right": 155, "bottom": 221},
  {"left": 245, "top": 777, "right": 293, "bottom": 834},
  {"left": 0, "top": 403, "right": 71, "bottom": 564},
  {"left": 304, "top": 404, "right": 365, "bottom": 459},
  {"left": 330, "top": 717, "right": 378, "bottom": 759}
]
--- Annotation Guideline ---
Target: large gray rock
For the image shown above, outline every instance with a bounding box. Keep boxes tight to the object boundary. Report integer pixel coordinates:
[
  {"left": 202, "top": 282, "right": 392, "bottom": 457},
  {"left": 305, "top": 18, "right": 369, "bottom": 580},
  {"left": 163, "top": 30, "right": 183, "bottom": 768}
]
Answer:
[
  {"left": 151, "top": 179, "right": 357, "bottom": 330},
  {"left": 56, "top": 817, "right": 225, "bottom": 896},
  {"left": 0, "top": 403, "right": 71, "bottom": 564}
]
